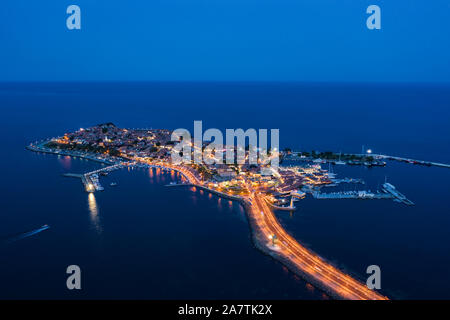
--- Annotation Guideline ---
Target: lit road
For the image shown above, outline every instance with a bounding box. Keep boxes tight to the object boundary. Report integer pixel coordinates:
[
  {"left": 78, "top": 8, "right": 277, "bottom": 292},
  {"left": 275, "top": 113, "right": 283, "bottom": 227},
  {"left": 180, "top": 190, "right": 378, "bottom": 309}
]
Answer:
[
  {"left": 145, "top": 160, "right": 388, "bottom": 300},
  {"left": 32, "top": 137, "right": 389, "bottom": 299},
  {"left": 246, "top": 183, "right": 388, "bottom": 300}
]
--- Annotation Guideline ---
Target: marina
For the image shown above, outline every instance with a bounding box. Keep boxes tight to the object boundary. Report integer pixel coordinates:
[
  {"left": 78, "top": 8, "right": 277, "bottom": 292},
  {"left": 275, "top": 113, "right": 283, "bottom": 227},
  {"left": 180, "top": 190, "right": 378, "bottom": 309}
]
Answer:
[
  {"left": 63, "top": 163, "right": 127, "bottom": 192},
  {"left": 312, "top": 190, "right": 392, "bottom": 200},
  {"left": 24, "top": 122, "right": 424, "bottom": 300},
  {"left": 310, "top": 182, "right": 414, "bottom": 205}
]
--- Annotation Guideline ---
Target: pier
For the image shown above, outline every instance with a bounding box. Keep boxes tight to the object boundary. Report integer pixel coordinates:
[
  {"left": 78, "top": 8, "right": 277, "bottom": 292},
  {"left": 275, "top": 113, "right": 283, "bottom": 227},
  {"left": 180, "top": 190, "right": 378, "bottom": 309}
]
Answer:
[
  {"left": 62, "top": 173, "right": 94, "bottom": 192},
  {"left": 371, "top": 154, "right": 450, "bottom": 169},
  {"left": 312, "top": 190, "right": 392, "bottom": 200},
  {"left": 311, "top": 182, "right": 414, "bottom": 205},
  {"left": 266, "top": 200, "right": 296, "bottom": 211},
  {"left": 63, "top": 163, "right": 127, "bottom": 193},
  {"left": 382, "top": 182, "right": 414, "bottom": 205},
  {"left": 165, "top": 183, "right": 192, "bottom": 187},
  {"left": 330, "top": 178, "right": 364, "bottom": 185}
]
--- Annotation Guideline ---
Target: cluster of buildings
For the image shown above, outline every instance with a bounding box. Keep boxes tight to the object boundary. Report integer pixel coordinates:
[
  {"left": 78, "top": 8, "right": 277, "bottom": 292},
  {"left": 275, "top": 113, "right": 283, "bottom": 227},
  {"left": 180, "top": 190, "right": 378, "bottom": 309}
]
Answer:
[
  {"left": 48, "top": 123, "right": 335, "bottom": 207},
  {"left": 55, "top": 123, "right": 173, "bottom": 159}
]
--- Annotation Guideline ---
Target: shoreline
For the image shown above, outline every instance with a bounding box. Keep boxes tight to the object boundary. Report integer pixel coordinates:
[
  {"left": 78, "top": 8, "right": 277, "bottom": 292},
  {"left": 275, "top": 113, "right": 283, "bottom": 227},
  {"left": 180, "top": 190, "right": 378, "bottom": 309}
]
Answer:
[
  {"left": 26, "top": 142, "right": 387, "bottom": 300},
  {"left": 26, "top": 143, "right": 118, "bottom": 165},
  {"left": 189, "top": 186, "right": 342, "bottom": 298}
]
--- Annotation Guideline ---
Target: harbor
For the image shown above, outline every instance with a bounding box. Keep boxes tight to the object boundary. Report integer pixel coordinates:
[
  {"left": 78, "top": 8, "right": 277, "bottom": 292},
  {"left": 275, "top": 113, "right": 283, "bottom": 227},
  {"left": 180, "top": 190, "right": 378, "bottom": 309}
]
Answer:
[
  {"left": 312, "top": 190, "right": 392, "bottom": 200},
  {"left": 47, "top": 143, "right": 416, "bottom": 207},
  {"left": 63, "top": 163, "right": 127, "bottom": 192},
  {"left": 310, "top": 183, "right": 414, "bottom": 205},
  {"left": 24, "top": 124, "right": 420, "bottom": 300},
  {"left": 24, "top": 125, "right": 409, "bottom": 300}
]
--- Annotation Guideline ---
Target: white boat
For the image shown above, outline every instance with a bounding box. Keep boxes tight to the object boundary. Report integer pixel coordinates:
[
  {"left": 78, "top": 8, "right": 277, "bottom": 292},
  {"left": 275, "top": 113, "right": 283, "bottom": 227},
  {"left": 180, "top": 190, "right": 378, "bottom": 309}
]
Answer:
[{"left": 335, "top": 152, "right": 346, "bottom": 165}]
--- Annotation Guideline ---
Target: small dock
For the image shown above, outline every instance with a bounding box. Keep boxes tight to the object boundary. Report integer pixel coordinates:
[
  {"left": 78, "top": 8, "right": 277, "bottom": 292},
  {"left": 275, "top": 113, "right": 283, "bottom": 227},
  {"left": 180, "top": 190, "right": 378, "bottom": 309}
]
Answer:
[
  {"left": 312, "top": 190, "right": 392, "bottom": 200},
  {"left": 382, "top": 183, "right": 414, "bottom": 205},
  {"left": 331, "top": 178, "right": 365, "bottom": 185},
  {"left": 62, "top": 173, "right": 83, "bottom": 179},
  {"left": 267, "top": 202, "right": 296, "bottom": 211},
  {"left": 311, "top": 182, "right": 414, "bottom": 205},
  {"left": 264, "top": 197, "right": 296, "bottom": 211},
  {"left": 63, "top": 163, "right": 127, "bottom": 193},
  {"left": 63, "top": 173, "right": 96, "bottom": 192}
]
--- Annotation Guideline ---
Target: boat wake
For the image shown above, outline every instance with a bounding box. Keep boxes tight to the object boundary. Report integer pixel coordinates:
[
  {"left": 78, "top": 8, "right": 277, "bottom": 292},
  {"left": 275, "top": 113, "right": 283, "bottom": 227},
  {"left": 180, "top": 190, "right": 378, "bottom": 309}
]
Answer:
[{"left": 2, "top": 225, "right": 50, "bottom": 244}]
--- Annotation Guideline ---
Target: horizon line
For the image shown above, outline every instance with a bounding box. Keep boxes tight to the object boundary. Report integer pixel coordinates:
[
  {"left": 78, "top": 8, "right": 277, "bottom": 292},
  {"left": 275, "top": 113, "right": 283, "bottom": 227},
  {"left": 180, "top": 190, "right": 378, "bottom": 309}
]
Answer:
[{"left": 0, "top": 80, "right": 450, "bottom": 86}]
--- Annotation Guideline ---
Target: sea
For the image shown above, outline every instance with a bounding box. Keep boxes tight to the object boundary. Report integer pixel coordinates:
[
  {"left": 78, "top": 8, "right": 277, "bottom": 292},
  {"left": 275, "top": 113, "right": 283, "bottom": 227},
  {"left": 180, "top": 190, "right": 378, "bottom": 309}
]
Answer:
[{"left": 0, "top": 82, "right": 449, "bottom": 299}]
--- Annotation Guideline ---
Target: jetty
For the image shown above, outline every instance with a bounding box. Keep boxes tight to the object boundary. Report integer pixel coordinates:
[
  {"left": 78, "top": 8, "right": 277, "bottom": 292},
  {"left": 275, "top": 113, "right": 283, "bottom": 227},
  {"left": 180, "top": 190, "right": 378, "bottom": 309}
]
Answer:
[
  {"left": 382, "top": 182, "right": 414, "bottom": 205},
  {"left": 165, "top": 183, "right": 192, "bottom": 187},
  {"left": 312, "top": 190, "right": 392, "bottom": 200},
  {"left": 371, "top": 154, "right": 450, "bottom": 169},
  {"left": 63, "top": 163, "right": 127, "bottom": 193},
  {"left": 311, "top": 182, "right": 414, "bottom": 205}
]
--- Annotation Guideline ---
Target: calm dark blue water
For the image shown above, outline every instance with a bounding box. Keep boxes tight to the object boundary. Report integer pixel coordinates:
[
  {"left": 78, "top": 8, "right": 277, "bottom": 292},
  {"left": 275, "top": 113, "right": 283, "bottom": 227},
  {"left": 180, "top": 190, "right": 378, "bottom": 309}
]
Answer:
[{"left": 0, "top": 82, "right": 449, "bottom": 299}]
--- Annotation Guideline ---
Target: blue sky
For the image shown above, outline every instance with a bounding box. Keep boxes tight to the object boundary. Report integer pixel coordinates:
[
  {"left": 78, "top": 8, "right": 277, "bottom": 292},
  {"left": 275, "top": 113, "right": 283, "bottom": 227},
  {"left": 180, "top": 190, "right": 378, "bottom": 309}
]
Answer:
[{"left": 1, "top": 0, "right": 450, "bottom": 82}]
